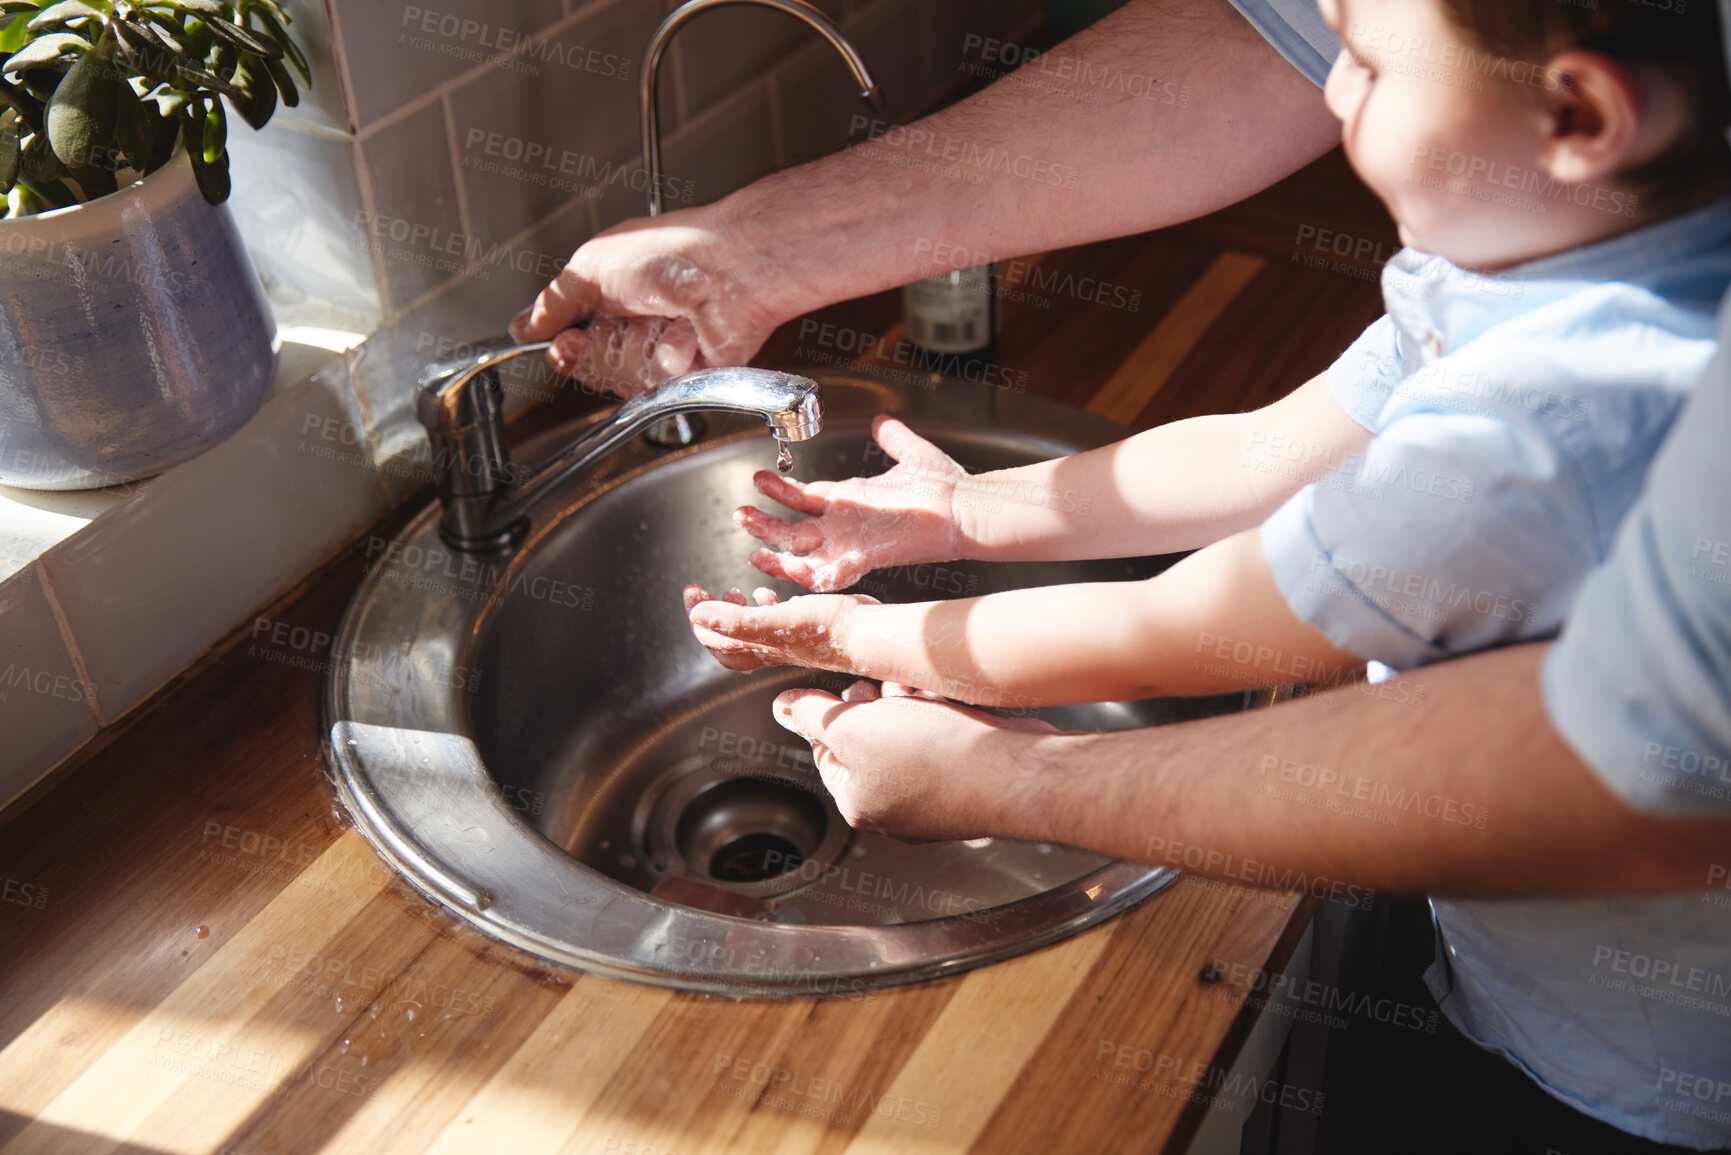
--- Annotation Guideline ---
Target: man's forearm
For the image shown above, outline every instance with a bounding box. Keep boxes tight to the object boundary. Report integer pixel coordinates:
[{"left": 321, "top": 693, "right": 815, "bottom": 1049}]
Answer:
[
  {"left": 722, "top": 0, "right": 1339, "bottom": 328},
  {"left": 990, "top": 643, "right": 1731, "bottom": 895}
]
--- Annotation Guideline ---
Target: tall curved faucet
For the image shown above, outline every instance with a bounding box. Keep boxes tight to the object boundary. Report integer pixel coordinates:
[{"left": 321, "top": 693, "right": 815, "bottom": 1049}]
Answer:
[
  {"left": 641, "top": 0, "right": 886, "bottom": 217},
  {"left": 412, "top": 1, "right": 867, "bottom": 497}
]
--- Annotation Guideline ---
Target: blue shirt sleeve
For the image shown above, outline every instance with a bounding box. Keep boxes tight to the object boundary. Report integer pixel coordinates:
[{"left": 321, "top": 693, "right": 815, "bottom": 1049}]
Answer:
[
  {"left": 1327, "top": 313, "right": 1403, "bottom": 430},
  {"left": 1542, "top": 303, "right": 1731, "bottom": 818},
  {"left": 1225, "top": 0, "right": 1338, "bottom": 87},
  {"left": 1263, "top": 411, "right": 1601, "bottom": 669}
]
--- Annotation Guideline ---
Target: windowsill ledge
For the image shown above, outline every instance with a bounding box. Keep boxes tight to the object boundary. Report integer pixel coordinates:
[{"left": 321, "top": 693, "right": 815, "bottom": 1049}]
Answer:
[
  {"left": 0, "top": 270, "right": 562, "bottom": 817},
  {"left": 0, "top": 311, "right": 372, "bottom": 813},
  {"left": 0, "top": 318, "right": 370, "bottom": 587}
]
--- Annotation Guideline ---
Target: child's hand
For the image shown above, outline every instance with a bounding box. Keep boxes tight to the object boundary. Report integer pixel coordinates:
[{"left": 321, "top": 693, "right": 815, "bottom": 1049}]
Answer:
[
  {"left": 736, "top": 414, "right": 967, "bottom": 593},
  {"left": 682, "top": 584, "right": 880, "bottom": 673}
]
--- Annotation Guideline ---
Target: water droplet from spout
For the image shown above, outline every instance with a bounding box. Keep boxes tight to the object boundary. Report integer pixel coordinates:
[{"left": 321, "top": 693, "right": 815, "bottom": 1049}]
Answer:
[{"left": 775, "top": 438, "right": 794, "bottom": 475}]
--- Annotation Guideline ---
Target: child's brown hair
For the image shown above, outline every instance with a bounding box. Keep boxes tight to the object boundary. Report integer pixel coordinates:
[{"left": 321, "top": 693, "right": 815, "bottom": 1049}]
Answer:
[{"left": 1438, "top": 0, "right": 1731, "bottom": 198}]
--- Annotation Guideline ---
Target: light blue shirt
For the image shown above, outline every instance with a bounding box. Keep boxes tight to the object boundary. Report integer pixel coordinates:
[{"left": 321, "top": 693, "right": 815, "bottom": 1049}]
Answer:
[
  {"left": 1255, "top": 199, "right": 1731, "bottom": 1149},
  {"left": 1267, "top": 199, "right": 1731, "bottom": 1149},
  {"left": 1234, "top": 0, "right": 1731, "bottom": 1146},
  {"left": 1515, "top": 294, "right": 1731, "bottom": 1151},
  {"left": 1227, "top": 0, "right": 1338, "bottom": 87},
  {"left": 1264, "top": 197, "right": 1731, "bottom": 671}
]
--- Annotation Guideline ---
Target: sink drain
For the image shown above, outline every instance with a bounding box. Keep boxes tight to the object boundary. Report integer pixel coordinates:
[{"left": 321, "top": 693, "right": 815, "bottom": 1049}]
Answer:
[
  {"left": 676, "top": 776, "right": 830, "bottom": 885},
  {"left": 644, "top": 770, "right": 851, "bottom": 900},
  {"left": 709, "top": 832, "right": 804, "bottom": 883}
]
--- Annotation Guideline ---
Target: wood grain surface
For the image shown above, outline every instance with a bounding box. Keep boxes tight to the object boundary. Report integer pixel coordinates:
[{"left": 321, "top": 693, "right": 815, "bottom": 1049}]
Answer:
[{"left": 0, "top": 150, "right": 1391, "bottom": 1155}]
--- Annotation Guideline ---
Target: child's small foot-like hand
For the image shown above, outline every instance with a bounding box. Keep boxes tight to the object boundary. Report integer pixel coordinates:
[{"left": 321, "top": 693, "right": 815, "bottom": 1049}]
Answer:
[
  {"left": 735, "top": 414, "right": 967, "bottom": 593},
  {"left": 682, "top": 583, "right": 880, "bottom": 673}
]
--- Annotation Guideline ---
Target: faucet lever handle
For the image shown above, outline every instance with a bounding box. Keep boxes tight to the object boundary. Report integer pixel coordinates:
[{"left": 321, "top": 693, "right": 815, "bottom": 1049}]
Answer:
[
  {"left": 416, "top": 337, "right": 555, "bottom": 430},
  {"left": 415, "top": 337, "right": 556, "bottom": 552}
]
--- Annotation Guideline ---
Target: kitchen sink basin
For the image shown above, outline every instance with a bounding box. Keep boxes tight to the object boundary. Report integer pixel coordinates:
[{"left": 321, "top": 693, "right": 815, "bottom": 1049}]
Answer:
[{"left": 323, "top": 371, "right": 1263, "bottom": 997}]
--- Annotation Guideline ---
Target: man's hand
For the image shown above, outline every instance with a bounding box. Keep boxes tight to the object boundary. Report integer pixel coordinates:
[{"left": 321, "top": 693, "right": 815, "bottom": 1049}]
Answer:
[
  {"left": 508, "top": 209, "right": 785, "bottom": 398},
  {"left": 506, "top": 0, "right": 1337, "bottom": 400},
  {"left": 683, "top": 584, "right": 880, "bottom": 673},
  {"left": 772, "top": 680, "right": 1057, "bottom": 841},
  {"left": 739, "top": 415, "right": 969, "bottom": 592}
]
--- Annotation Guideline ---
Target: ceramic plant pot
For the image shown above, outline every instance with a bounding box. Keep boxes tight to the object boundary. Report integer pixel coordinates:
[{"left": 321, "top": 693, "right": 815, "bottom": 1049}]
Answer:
[{"left": 0, "top": 149, "right": 277, "bottom": 490}]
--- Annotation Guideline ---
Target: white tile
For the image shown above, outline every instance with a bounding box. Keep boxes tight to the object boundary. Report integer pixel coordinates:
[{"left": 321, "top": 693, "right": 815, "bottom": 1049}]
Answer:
[
  {"left": 259, "top": 0, "right": 351, "bottom": 138},
  {"left": 0, "top": 485, "right": 128, "bottom": 586},
  {"left": 227, "top": 127, "right": 384, "bottom": 320},
  {"left": 0, "top": 569, "right": 98, "bottom": 810},
  {"left": 357, "top": 101, "right": 466, "bottom": 312},
  {"left": 329, "top": 0, "right": 565, "bottom": 131},
  {"left": 444, "top": 0, "right": 660, "bottom": 251},
  {"left": 40, "top": 361, "right": 388, "bottom": 721}
]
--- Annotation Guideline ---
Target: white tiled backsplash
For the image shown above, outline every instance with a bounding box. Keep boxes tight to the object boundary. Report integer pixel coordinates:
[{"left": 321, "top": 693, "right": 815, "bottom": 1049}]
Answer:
[
  {"left": 0, "top": 0, "right": 1046, "bottom": 811},
  {"left": 232, "top": 0, "right": 1043, "bottom": 323}
]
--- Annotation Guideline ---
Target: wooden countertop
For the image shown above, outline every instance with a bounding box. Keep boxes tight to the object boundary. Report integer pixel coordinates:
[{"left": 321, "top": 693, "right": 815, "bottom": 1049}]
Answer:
[{"left": 0, "top": 152, "right": 1391, "bottom": 1155}]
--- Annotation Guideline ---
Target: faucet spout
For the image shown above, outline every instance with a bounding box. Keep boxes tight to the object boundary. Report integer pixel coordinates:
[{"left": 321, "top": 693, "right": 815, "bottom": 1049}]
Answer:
[
  {"left": 640, "top": 0, "right": 885, "bottom": 217},
  {"left": 417, "top": 349, "right": 822, "bottom": 552}
]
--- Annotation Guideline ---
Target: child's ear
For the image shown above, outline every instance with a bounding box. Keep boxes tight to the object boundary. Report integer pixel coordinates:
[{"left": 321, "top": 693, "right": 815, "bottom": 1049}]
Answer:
[{"left": 1536, "top": 50, "right": 1643, "bottom": 186}]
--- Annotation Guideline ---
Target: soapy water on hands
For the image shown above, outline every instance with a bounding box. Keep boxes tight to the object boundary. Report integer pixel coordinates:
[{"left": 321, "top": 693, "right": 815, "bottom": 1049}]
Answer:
[
  {"left": 511, "top": 243, "right": 774, "bottom": 397},
  {"left": 732, "top": 415, "right": 969, "bottom": 594},
  {"left": 685, "top": 415, "right": 969, "bottom": 675},
  {"left": 682, "top": 583, "right": 882, "bottom": 674}
]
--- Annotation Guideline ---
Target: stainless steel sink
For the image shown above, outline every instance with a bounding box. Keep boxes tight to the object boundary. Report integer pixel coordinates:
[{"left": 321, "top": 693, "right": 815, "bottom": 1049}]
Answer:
[{"left": 324, "top": 372, "right": 1262, "bottom": 997}]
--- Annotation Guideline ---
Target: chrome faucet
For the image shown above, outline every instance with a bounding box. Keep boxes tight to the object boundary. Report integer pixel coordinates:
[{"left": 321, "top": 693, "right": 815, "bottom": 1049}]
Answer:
[
  {"left": 416, "top": 338, "right": 822, "bottom": 552},
  {"left": 411, "top": 0, "right": 866, "bottom": 524},
  {"left": 641, "top": 0, "right": 885, "bottom": 218},
  {"left": 635, "top": 0, "right": 880, "bottom": 445}
]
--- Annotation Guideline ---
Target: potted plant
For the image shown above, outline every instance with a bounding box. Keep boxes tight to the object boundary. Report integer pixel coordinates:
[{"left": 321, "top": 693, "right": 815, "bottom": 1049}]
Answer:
[{"left": 0, "top": 0, "right": 309, "bottom": 489}]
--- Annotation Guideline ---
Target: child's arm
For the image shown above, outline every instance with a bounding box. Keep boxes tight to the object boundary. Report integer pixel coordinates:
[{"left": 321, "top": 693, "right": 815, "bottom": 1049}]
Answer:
[
  {"left": 687, "top": 529, "right": 1365, "bottom": 706},
  {"left": 744, "top": 372, "right": 1371, "bottom": 592}
]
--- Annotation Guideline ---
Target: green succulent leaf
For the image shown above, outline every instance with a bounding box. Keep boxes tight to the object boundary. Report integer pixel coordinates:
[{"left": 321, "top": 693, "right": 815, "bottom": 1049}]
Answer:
[
  {"left": 184, "top": 125, "right": 227, "bottom": 202},
  {"left": 250, "top": 5, "right": 301, "bottom": 81},
  {"left": 19, "top": 126, "right": 63, "bottom": 179},
  {"left": 2, "top": 30, "right": 87, "bottom": 73},
  {"left": 0, "top": 74, "right": 43, "bottom": 127},
  {"left": 113, "top": 16, "right": 179, "bottom": 76},
  {"left": 175, "top": 60, "right": 243, "bottom": 98},
  {"left": 135, "top": 7, "right": 187, "bottom": 49},
  {"left": 67, "top": 156, "right": 114, "bottom": 196},
  {"left": 0, "top": 0, "right": 307, "bottom": 206},
  {"left": 19, "top": 67, "right": 59, "bottom": 101},
  {"left": 17, "top": 169, "right": 78, "bottom": 207},
  {"left": 162, "top": 0, "right": 226, "bottom": 17},
  {"left": 198, "top": 90, "right": 220, "bottom": 160},
  {"left": 262, "top": 51, "right": 292, "bottom": 106},
  {"left": 230, "top": 50, "right": 272, "bottom": 126},
  {"left": 46, "top": 43, "right": 118, "bottom": 167},
  {"left": 203, "top": 15, "right": 279, "bottom": 58},
  {"left": 0, "top": 8, "right": 40, "bottom": 56},
  {"left": 25, "top": 0, "right": 101, "bottom": 32},
  {"left": 0, "top": 108, "right": 19, "bottom": 191},
  {"left": 113, "top": 27, "right": 174, "bottom": 80},
  {"left": 142, "top": 80, "right": 185, "bottom": 115},
  {"left": 112, "top": 73, "right": 152, "bottom": 162}
]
